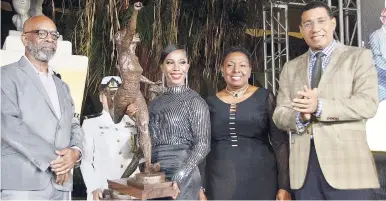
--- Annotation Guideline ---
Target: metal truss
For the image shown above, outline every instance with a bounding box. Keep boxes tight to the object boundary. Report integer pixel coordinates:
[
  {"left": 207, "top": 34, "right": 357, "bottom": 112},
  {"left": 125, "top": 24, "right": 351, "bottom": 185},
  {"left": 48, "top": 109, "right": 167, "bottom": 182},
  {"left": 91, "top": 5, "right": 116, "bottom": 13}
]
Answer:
[
  {"left": 263, "top": 0, "right": 361, "bottom": 95},
  {"left": 340, "top": 0, "right": 362, "bottom": 47}
]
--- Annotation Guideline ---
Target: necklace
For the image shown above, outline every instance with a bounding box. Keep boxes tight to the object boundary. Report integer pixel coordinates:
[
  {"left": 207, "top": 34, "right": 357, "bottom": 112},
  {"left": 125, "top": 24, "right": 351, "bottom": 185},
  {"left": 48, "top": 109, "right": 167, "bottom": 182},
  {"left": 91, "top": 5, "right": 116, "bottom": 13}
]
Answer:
[{"left": 225, "top": 84, "right": 249, "bottom": 99}]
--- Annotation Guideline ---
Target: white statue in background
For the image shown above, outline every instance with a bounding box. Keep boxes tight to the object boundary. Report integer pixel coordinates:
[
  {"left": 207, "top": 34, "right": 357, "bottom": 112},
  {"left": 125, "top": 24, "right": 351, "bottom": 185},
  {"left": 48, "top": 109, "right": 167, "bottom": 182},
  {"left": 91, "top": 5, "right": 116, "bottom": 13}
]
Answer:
[
  {"left": 12, "top": 0, "right": 44, "bottom": 31},
  {"left": 12, "top": 0, "right": 30, "bottom": 31},
  {"left": 29, "top": 0, "right": 45, "bottom": 17}
]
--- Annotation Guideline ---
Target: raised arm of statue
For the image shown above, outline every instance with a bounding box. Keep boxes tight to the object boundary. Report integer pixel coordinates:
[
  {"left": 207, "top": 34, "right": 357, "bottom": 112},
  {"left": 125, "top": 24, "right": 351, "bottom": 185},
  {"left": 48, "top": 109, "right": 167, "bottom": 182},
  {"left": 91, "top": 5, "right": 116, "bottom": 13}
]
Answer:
[{"left": 122, "top": 3, "right": 142, "bottom": 48}]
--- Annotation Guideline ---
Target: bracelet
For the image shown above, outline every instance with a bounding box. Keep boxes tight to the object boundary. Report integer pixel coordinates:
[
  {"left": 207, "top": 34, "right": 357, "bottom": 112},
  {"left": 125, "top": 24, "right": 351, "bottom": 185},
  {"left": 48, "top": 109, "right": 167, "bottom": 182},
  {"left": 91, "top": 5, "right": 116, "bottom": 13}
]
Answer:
[{"left": 200, "top": 186, "right": 205, "bottom": 193}]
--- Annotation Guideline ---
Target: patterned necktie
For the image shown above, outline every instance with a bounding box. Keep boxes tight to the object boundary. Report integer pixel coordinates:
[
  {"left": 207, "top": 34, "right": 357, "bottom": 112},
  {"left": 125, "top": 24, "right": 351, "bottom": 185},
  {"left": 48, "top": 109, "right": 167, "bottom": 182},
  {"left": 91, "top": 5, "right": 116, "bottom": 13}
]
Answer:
[{"left": 311, "top": 52, "right": 325, "bottom": 89}]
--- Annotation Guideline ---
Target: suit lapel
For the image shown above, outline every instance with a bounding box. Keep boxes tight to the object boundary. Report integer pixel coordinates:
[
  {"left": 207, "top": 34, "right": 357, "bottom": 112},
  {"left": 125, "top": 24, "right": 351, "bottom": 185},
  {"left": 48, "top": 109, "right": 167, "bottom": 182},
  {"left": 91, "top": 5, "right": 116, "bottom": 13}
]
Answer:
[
  {"left": 53, "top": 76, "right": 65, "bottom": 120},
  {"left": 298, "top": 52, "right": 309, "bottom": 87},
  {"left": 18, "top": 57, "right": 59, "bottom": 119},
  {"left": 318, "top": 43, "right": 347, "bottom": 94}
]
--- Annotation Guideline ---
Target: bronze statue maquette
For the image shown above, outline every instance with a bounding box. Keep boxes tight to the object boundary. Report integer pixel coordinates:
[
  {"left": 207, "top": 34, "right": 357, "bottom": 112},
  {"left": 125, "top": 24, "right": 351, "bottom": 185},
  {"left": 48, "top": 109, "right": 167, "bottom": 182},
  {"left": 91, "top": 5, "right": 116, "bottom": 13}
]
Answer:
[
  {"left": 104, "top": 2, "right": 178, "bottom": 199},
  {"left": 107, "top": 1, "right": 160, "bottom": 175}
]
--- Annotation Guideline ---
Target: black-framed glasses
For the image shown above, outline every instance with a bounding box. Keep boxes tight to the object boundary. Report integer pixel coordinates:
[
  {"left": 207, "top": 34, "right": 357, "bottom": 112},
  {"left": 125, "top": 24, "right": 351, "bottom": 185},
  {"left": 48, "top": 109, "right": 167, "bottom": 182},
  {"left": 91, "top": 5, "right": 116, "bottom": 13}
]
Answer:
[{"left": 24, "top": 29, "right": 60, "bottom": 40}]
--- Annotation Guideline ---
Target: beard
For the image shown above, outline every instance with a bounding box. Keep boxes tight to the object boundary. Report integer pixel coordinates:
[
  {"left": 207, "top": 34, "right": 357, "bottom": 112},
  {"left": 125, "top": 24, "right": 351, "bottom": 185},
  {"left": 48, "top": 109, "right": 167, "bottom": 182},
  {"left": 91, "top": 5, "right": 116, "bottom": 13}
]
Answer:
[{"left": 26, "top": 41, "right": 56, "bottom": 62}]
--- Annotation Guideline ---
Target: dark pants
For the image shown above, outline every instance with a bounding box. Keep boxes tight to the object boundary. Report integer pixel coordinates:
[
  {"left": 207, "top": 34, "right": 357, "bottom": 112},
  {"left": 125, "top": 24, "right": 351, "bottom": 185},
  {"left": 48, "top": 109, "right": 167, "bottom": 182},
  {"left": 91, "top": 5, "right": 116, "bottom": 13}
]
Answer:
[
  {"left": 293, "top": 140, "right": 372, "bottom": 200},
  {"left": 371, "top": 152, "right": 386, "bottom": 199}
]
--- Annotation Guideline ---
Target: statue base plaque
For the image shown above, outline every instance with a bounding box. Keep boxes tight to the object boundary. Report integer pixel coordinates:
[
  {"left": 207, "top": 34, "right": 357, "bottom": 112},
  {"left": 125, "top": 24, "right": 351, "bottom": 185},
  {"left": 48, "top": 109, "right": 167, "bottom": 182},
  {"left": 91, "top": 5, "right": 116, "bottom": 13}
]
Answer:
[{"left": 107, "top": 172, "right": 177, "bottom": 200}]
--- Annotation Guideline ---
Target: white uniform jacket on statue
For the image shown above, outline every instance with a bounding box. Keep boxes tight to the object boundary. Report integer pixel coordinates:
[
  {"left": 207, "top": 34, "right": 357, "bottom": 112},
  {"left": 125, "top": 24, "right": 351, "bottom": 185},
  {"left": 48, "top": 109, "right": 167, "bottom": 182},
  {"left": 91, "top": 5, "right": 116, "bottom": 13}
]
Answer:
[{"left": 80, "top": 110, "right": 140, "bottom": 200}]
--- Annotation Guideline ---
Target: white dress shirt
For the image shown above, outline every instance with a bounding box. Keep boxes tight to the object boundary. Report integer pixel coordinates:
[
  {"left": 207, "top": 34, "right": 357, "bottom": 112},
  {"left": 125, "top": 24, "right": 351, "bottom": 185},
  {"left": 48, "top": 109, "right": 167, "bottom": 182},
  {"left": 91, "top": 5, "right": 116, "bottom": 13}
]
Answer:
[{"left": 24, "top": 56, "right": 61, "bottom": 119}]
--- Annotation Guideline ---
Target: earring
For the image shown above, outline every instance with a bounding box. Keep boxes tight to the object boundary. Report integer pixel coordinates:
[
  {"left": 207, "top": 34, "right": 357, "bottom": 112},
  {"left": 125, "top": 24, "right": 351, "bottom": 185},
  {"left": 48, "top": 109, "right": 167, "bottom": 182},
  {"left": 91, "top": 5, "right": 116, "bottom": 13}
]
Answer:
[
  {"left": 162, "top": 72, "right": 166, "bottom": 87},
  {"left": 185, "top": 73, "right": 188, "bottom": 86}
]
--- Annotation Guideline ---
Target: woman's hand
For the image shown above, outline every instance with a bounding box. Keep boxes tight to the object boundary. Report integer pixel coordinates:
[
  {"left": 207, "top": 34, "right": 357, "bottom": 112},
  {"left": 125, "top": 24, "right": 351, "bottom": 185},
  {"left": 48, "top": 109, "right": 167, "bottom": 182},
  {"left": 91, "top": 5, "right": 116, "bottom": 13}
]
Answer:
[
  {"left": 171, "top": 182, "right": 180, "bottom": 200},
  {"left": 198, "top": 188, "right": 207, "bottom": 200},
  {"left": 276, "top": 189, "right": 291, "bottom": 200},
  {"left": 126, "top": 103, "right": 138, "bottom": 116}
]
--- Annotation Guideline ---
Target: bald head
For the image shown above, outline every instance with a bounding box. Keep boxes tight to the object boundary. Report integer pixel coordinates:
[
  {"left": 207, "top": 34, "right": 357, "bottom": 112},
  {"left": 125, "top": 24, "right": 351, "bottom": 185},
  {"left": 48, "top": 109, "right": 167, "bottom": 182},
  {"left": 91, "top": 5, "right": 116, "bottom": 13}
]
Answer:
[
  {"left": 23, "top": 15, "right": 56, "bottom": 33},
  {"left": 22, "top": 16, "right": 58, "bottom": 62}
]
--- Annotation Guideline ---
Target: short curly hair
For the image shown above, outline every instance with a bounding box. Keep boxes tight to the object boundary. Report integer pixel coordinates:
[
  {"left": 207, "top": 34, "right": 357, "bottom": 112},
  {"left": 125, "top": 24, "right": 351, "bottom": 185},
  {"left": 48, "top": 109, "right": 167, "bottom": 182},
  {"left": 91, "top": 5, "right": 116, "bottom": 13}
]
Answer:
[{"left": 222, "top": 46, "right": 252, "bottom": 65}]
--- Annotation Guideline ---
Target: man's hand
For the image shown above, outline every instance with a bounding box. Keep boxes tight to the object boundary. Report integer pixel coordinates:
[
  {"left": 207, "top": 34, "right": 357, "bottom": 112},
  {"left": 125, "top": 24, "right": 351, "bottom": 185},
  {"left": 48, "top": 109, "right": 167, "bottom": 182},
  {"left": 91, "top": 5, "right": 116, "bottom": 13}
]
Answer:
[
  {"left": 292, "top": 85, "right": 318, "bottom": 114},
  {"left": 92, "top": 188, "right": 103, "bottom": 200},
  {"left": 276, "top": 189, "right": 291, "bottom": 200},
  {"left": 300, "top": 112, "right": 312, "bottom": 122},
  {"left": 50, "top": 148, "right": 80, "bottom": 175},
  {"left": 55, "top": 172, "right": 70, "bottom": 185}
]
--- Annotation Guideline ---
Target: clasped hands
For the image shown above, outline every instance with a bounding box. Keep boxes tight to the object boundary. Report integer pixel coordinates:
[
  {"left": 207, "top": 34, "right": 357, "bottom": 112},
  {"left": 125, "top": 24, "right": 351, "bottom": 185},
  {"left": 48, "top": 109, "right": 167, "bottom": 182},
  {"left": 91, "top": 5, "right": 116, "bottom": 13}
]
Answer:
[
  {"left": 292, "top": 85, "right": 318, "bottom": 122},
  {"left": 50, "top": 148, "right": 81, "bottom": 185}
]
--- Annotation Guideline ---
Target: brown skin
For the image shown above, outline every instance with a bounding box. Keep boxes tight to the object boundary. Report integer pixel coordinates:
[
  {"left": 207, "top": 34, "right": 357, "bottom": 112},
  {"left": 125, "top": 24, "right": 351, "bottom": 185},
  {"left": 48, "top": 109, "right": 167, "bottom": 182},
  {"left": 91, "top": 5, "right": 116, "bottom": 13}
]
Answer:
[
  {"left": 92, "top": 188, "right": 103, "bottom": 200},
  {"left": 296, "top": 7, "right": 336, "bottom": 121},
  {"left": 299, "top": 7, "right": 336, "bottom": 51},
  {"left": 55, "top": 172, "right": 69, "bottom": 185},
  {"left": 22, "top": 15, "right": 80, "bottom": 185},
  {"left": 22, "top": 15, "right": 57, "bottom": 73},
  {"left": 221, "top": 52, "right": 251, "bottom": 89},
  {"left": 160, "top": 49, "right": 190, "bottom": 87},
  {"left": 198, "top": 189, "right": 207, "bottom": 200},
  {"left": 218, "top": 52, "right": 292, "bottom": 201},
  {"left": 217, "top": 52, "right": 255, "bottom": 104}
]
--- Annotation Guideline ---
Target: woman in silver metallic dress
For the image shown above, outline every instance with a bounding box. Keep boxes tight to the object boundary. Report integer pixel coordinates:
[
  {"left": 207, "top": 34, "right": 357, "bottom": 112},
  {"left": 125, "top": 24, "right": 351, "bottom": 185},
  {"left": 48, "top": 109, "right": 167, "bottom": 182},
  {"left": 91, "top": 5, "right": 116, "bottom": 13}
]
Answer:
[{"left": 128, "top": 45, "right": 211, "bottom": 200}]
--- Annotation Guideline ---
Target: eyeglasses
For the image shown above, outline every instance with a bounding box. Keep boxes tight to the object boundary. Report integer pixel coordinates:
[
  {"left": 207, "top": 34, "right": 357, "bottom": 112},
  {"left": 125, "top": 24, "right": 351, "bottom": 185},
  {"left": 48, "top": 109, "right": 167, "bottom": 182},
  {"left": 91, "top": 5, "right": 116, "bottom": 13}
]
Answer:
[
  {"left": 24, "top": 29, "right": 60, "bottom": 40},
  {"left": 301, "top": 18, "right": 330, "bottom": 29}
]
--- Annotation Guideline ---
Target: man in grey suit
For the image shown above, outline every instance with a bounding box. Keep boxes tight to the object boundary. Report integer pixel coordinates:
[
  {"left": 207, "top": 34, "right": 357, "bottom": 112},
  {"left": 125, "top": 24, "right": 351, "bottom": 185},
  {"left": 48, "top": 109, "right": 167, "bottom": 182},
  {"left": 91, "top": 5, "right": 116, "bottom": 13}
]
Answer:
[{"left": 1, "top": 15, "right": 84, "bottom": 199}]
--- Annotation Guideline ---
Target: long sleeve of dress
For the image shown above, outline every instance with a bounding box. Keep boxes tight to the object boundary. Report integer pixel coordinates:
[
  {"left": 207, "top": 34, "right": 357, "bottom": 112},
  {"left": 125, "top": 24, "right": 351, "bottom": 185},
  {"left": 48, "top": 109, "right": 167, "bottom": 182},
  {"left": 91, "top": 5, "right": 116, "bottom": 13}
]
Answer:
[
  {"left": 172, "top": 97, "right": 211, "bottom": 185},
  {"left": 266, "top": 92, "right": 290, "bottom": 192}
]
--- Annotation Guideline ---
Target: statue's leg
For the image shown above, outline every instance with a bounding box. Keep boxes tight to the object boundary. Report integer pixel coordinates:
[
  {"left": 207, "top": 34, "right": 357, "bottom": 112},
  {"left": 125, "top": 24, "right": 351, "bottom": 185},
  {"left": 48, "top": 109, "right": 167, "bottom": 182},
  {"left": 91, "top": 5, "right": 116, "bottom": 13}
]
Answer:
[{"left": 134, "top": 95, "right": 152, "bottom": 172}]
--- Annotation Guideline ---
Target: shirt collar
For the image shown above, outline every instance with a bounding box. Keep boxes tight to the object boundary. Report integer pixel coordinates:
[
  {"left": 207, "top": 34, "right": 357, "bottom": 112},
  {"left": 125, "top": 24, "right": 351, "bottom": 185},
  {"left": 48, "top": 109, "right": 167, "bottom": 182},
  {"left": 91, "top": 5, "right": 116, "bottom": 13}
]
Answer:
[
  {"left": 23, "top": 55, "right": 55, "bottom": 76},
  {"left": 100, "top": 110, "right": 127, "bottom": 126},
  {"left": 309, "top": 40, "right": 336, "bottom": 58}
]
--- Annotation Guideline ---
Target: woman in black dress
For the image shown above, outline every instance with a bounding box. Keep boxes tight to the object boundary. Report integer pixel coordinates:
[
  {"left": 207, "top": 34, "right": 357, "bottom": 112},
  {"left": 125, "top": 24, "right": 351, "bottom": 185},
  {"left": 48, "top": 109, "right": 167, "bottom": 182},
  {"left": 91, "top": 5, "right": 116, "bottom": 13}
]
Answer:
[{"left": 204, "top": 47, "right": 291, "bottom": 200}]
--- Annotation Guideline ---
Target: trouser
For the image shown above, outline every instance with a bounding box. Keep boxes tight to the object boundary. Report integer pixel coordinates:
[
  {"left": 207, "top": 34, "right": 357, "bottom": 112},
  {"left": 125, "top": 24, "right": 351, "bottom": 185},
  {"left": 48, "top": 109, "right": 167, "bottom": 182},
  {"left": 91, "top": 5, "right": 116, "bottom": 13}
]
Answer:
[
  {"left": 1, "top": 181, "right": 70, "bottom": 200},
  {"left": 293, "top": 139, "right": 372, "bottom": 200}
]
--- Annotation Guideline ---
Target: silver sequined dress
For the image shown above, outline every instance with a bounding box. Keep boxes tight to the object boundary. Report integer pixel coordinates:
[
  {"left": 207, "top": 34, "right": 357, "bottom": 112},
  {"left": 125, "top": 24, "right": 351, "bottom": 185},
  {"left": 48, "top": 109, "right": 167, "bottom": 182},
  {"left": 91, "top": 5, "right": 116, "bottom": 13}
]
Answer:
[{"left": 148, "top": 85, "right": 211, "bottom": 200}]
